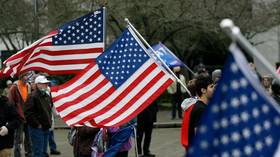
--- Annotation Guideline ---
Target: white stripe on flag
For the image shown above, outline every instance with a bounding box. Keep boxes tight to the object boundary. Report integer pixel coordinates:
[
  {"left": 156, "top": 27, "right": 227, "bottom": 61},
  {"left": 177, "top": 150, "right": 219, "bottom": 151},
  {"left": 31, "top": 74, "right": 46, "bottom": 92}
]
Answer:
[
  {"left": 21, "top": 62, "right": 89, "bottom": 71},
  {"left": 11, "top": 65, "right": 20, "bottom": 77},
  {"left": 5, "top": 57, "right": 22, "bottom": 67},
  {"left": 29, "top": 53, "right": 101, "bottom": 62},
  {"left": 33, "top": 42, "right": 104, "bottom": 52}
]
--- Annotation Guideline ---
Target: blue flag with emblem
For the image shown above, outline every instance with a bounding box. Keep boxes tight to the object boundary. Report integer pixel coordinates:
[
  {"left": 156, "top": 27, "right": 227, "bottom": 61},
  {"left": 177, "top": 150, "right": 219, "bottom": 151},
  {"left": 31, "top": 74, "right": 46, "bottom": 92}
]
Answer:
[
  {"left": 150, "top": 42, "right": 183, "bottom": 68},
  {"left": 186, "top": 44, "right": 280, "bottom": 157}
]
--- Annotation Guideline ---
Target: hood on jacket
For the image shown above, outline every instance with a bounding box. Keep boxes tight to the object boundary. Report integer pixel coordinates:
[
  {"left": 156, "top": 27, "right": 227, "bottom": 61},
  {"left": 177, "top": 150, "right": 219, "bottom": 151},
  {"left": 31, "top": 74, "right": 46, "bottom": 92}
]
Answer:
[{"left": 181, "top": 97, "right": 197, "bottom": 111}]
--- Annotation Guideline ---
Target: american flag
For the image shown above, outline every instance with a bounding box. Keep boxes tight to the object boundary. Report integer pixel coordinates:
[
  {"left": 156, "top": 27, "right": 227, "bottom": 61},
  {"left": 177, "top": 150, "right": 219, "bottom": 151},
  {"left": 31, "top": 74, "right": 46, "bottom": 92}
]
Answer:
[
  {"left": 186, "top": 44, "right": 280, "bottom": 157},
  {"left": 1, "top": 8, "right": 104, "bottom": 77},
  {"left": 51, "top": 27, "right": 174, "bottom": 127}
]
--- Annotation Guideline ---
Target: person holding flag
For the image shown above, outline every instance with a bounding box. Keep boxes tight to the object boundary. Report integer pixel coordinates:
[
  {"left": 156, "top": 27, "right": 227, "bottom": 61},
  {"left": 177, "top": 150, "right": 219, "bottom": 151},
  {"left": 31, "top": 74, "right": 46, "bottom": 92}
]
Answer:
[{"left": 181, "top": 75, "right": 214, "bottom": 151}]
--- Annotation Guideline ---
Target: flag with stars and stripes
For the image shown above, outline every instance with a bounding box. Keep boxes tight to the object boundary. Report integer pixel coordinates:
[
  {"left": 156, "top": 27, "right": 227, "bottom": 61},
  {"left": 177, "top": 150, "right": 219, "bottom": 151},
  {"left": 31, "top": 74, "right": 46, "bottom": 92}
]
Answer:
[
  {"left": 186, "top": 44, "right": 280, "bottom": 157},
  {"left": 1, "top": 8, "right": 104, "bottom": 77},
  {"left": 51, "top": 27, "right": 174, "bottom": 127}
]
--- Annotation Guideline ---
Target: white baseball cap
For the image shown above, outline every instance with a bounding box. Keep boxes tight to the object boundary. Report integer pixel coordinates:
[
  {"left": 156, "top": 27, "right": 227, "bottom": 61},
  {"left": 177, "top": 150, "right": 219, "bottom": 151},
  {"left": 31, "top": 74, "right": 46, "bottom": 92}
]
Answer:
[
  {"left": 35, "top": 75, "right": 50, "bottom": 84},
  {"left": 6, "top": 80, "right": 12, "bottom": 85}
]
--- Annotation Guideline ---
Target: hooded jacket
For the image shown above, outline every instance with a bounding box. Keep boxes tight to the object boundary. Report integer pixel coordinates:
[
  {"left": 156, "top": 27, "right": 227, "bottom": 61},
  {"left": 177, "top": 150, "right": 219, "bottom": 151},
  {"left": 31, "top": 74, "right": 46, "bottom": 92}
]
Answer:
[{"left": 181, "top": 97, "right": 197, "bottom": 149}]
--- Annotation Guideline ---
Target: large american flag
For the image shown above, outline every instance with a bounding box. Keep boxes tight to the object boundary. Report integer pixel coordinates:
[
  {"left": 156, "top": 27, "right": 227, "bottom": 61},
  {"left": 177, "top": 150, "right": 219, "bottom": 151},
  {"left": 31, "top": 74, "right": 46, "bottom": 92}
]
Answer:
[
  {"left": 51, "top": 27, "right": 174, "bottom": 127},
  {"left": 1, "top": 8, "right": 104, "bottom": 77},
  {"left": 186, "top": 44, "right": 280, "bottom": 157}
]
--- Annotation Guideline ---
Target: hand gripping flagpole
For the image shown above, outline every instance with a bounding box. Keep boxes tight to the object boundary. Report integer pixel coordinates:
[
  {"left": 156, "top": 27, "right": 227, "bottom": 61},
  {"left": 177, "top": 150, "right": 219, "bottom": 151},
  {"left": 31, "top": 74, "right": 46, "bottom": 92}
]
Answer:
[
  {"left": 125, "top": 18, "right": 192, "bottom": 97},
  {"left": 220, "top": 19, "right": 280, "bottom": 84}
]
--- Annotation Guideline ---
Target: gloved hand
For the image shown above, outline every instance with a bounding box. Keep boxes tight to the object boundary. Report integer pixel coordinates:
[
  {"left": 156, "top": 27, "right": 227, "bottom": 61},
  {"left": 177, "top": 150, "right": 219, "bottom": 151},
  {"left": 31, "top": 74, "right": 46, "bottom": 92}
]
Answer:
[{"left": 0, "top": 126, "right": 8, "bottom": 136}]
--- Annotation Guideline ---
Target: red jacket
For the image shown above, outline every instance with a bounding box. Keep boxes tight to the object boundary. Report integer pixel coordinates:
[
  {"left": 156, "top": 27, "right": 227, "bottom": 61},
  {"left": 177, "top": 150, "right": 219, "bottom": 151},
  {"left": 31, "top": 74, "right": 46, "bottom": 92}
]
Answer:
[{"left": 181, "top": 98, "right": 197, "bottom": 149}]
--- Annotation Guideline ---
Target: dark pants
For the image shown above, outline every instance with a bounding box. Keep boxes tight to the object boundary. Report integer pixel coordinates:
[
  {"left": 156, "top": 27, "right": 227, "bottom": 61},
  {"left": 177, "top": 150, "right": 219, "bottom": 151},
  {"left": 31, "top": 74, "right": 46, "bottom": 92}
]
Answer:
[
  {"left": 137, "top": 123, "right": 153, "bottom": 155},
  {"left": 29, "top": 127, "right": 49, "bottom": 157},
  {"left": 75, "top": 155, "right": 91, "bottom": 157},
  {"left": 171, "top": 94, "right": 182, "bottom": 119},
  {"left": 115, "top": 151, "right": 128, "bottom": 157},
  {"left": 48, "top": 130, "right": 57, "bottom": 152},
  {"left": 14, "top": 123, "right": 32, "bottom": 157}
]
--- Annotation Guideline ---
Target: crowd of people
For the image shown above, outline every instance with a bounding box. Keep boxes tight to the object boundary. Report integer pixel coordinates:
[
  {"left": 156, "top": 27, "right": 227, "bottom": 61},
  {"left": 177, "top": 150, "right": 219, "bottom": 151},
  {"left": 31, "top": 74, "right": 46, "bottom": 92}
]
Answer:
[
  {"left": 0, "top": 73, "right": 60, "bottom": 157},
  {"left": 0, "top": 62, "right": 280, "bottom": 157}
]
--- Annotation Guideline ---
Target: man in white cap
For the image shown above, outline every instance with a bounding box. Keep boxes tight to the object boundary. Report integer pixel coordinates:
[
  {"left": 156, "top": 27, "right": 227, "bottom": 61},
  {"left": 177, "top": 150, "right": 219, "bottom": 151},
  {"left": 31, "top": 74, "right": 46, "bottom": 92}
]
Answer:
[
  {"left": 24, "top": 75, "right": 52, "bottom": 157},
  {"left": 2, "top": 80, "right": 12, "bottom": 97}
]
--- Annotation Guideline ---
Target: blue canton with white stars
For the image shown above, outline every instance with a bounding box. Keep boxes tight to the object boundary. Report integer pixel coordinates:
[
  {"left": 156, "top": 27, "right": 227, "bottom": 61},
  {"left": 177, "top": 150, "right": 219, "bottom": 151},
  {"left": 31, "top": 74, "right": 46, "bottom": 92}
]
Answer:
[
  {"left": 53, "top": 8, "right": 103, "bottom": 45},
  {"left": 96, "top": 28, "right": 149, "bottom": 88},
  {"left": 187, "top": 44, "right": 280, "bottom": 157}
]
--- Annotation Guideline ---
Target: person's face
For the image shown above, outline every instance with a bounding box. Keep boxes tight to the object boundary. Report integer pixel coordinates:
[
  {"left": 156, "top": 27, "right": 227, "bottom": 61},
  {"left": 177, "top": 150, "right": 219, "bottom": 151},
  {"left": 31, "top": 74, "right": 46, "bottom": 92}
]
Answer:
[
  {"left": 205, "top": 83, "right": 215, "bottom": 100},
  {"left": 7, "top": 84, "right": 12, "bottom": 88},
  {"left": 20, "top": 74, "right": 29, "bottom": 84},
  {"left": 173, "top": 66, "right": 181, "bottom": 73},
  {"left": 262, "top": 78, "right": 271, "bottom": 88}
]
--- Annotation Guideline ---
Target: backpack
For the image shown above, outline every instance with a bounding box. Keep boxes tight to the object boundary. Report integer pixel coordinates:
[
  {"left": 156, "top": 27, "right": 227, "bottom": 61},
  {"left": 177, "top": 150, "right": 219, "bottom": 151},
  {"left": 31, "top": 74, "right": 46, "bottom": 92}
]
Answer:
[{"left": 67, "top": 127, "right": 77, "bottom": 146}]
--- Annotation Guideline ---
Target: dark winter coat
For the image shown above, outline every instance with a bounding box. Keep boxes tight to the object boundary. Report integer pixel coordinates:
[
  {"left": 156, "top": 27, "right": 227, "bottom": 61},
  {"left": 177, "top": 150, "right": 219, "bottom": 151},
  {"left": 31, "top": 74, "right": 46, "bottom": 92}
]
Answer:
[
  {"left": 137, "top": 101, "right": 158, "bottom": 125},
  {"left": 24, "top": 89, "right": 52, "bottom": 130},
  {"left": 73, "top": 126, "right": 100, "bottom": 156},
  {"left": 0, "top": 96, "right": 21, "bottom": 150}
]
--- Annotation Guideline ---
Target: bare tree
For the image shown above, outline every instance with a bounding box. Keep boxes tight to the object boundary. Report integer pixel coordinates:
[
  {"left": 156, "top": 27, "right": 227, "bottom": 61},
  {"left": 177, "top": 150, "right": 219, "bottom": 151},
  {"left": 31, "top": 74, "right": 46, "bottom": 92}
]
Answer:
[{"left": 1, "top": 0, "right": 279, "bottom": 70}]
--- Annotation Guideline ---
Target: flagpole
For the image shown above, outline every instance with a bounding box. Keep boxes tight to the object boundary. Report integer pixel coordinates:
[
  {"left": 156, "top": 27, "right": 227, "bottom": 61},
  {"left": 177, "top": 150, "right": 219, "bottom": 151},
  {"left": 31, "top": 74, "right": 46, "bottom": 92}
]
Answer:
[
  {"left": 220, "top": 19, "right": 280, "bottom": 84},
  {"left": 125, "top": 18, "right": 192, "bottom": 97},
  {"left": 103, "top": 7, "right": 107, "bottom": 49},
  {"left": 133, "top": 126, "right": 139, "bottom": 157}
]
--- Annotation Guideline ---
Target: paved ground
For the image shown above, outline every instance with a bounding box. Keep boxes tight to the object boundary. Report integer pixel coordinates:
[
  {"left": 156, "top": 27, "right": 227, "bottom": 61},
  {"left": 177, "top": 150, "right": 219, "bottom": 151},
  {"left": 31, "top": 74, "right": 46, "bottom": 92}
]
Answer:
[
  {"left": 16, "top": 106, "right": 186, "bottom": 157},
  {"left": 49, "top": 109, "right": 185, "bottom": 157},
  {"left": 52, "top": 128, "right": 185, "bottom": 157}
]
